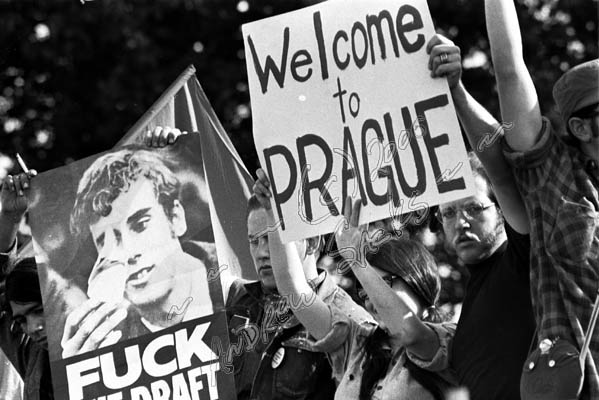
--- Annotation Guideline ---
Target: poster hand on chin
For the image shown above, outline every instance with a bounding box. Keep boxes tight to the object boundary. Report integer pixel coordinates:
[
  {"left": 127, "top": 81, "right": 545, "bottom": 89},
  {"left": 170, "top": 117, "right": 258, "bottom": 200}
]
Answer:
[
  {"left": 87, "top": 260, "right": 127, "bottom": 304},
  {"left": 61, "top": 299, "right": 128, "bottom": 358}
]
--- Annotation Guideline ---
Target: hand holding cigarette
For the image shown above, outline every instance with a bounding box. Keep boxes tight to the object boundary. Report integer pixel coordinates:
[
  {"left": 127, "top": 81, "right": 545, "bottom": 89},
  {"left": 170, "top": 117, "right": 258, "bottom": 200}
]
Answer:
[
  {"left": 0, "top": 154, "right": 37, "bottom": 218},
  {"left": 12, "top": 153, "right": 37, "bottom": 194}
]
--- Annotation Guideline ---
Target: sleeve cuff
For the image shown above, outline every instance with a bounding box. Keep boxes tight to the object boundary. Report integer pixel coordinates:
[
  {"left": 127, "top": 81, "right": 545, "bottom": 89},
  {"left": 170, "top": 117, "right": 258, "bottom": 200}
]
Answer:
[
  {"left": 0, "top": 239, "right": 18, "bottom": 274},
  {"left": 503, "top": 117, "right": 557, "bottom": 169},
  {"left": 311, "top": 306, "right": 352, "bottom": 353},
  {"left": 406, "top": 322, "right": 456, "bottom": 372}
]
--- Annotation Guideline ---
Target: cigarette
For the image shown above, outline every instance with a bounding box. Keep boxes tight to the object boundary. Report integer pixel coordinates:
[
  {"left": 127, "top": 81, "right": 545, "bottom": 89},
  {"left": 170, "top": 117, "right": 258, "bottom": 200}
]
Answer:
[{"left": 15, "top": 153, "right": 29, "bottom": 173}]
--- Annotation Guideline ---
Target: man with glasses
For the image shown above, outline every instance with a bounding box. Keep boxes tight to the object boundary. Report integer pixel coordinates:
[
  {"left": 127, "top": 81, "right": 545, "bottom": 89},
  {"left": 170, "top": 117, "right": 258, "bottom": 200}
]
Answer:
[
  {"left": 408, "top": 34, "right": 536, "bottom": 399},
  {"left": 431, "top": 155, "right": 535, "bottom": 400}
]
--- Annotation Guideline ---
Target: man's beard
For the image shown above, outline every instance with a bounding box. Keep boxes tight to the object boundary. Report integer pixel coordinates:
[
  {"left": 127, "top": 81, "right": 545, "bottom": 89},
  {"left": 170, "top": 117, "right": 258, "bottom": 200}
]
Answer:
[{"left": 481, "top": 218, "right": 506, "bottom": 250}]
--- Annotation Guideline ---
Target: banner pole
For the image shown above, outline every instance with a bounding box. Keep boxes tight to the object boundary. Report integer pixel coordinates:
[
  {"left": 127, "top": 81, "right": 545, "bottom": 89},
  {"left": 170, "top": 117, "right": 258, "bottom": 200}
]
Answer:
[
  {"left": 580, "top": 288, "right": 599, "bottom": 365},
  {"left": 117, "top": 64, "right": 197, "bottom": 146}
]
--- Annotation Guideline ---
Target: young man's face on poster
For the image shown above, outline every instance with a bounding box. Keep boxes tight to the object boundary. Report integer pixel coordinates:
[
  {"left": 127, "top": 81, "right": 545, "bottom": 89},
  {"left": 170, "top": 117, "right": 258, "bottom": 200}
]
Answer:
[{"left": 87, "top": 178, "right": 187, "bottom": 308}]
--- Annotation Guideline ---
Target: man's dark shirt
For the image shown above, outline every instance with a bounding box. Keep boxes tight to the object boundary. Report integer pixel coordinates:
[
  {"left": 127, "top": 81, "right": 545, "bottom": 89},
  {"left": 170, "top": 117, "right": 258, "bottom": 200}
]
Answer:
[{"left": 451, "top": 224, "right": 536, "bottom": 400}]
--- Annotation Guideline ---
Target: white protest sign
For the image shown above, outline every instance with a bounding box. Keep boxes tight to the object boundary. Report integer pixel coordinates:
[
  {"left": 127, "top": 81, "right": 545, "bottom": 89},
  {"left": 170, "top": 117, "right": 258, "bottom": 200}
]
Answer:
[{"left": 243, "top": 0, "right": 474, "bottom": 243}]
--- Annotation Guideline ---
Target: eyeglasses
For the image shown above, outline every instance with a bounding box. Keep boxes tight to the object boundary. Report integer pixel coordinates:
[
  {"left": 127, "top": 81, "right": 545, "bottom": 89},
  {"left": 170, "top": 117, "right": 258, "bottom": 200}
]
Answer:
[
  {"left": 356, "top": 274, "right": 398, "bottom": 303},
  {"left": 436, "top": 202, "right": 495, "bottom": 223},
  {"left": 10, "top": 319, "right": 25, "bottom": 334}
]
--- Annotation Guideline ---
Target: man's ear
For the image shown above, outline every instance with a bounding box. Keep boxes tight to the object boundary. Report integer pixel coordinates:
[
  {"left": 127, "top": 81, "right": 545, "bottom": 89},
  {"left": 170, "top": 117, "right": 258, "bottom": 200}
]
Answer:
[
  {"left": 170, "top": 200, "right": 188, "bottom": 237},
  {"left": 305, "top": 236, "right": 322, "bottom": 256},
  {"left": 568, "top": 117, "right": 592, "bottom": 142}
]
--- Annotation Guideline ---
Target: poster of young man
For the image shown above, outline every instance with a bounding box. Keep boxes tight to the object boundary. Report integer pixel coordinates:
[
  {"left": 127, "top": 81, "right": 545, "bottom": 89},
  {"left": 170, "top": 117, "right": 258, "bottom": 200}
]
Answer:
[
  {"left": 26, "top": 68, "right": 246, "bottom": 400},
  {"left": 243, "top": 0, "right": 475, "bottom": 243}
]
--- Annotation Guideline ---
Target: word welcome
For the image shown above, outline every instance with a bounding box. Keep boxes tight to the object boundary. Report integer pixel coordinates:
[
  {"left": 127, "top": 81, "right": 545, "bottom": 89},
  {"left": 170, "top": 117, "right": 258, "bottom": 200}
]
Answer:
[{"left": 247, "top": 5, "right": 426, "bottom": 93}]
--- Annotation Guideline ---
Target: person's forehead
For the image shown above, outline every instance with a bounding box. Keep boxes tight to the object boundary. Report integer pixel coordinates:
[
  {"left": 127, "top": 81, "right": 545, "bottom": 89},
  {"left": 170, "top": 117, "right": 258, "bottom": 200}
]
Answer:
[
  {"left": 439, "top": 175, "right": 491, "bottom": 209},
  {"left": 440, "top": 195, "right": 477, "bottom": 210},
  {"left": 89, "top": 179, "right": 160, "bottom": 232},
  {"left": 10, "top": 301, "right": 42, "bottom": 316},
  {"left": 247, "top": 208, "right": 268, "bottom": 236}
]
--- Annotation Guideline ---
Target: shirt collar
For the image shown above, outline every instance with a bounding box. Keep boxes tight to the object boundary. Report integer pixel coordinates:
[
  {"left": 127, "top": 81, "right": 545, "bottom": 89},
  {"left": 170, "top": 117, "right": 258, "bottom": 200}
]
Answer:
[
  {"left": 308, "top": 269, "right": 327, "bottom": 289},
  {"left": 140, "top": 317, "right": 164, "bottom": 333},
  {"left": 243, "top": 280, "right": 267, "bottom": 300},
  {"left": 465, "top": 239, "right": 508, "bottom": 274},
  {"left": 564, "top": 136, "right": 599, "bottom": 185},
  {"left": 312, "top": 270, "right": 335, "bottom": 298}
]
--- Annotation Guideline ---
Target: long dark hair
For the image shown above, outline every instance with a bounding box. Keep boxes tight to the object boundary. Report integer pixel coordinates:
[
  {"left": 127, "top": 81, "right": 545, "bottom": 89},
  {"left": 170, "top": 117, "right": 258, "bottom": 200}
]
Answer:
[{"left": 359, "top": 239, "right": 449, "bottom": 400}]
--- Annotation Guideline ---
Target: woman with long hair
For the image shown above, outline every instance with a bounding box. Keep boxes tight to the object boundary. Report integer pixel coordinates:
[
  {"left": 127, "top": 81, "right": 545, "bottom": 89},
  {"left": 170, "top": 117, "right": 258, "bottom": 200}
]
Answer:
[
  {"left": 253, "top": 169, "right": 456, "bottom": 400},
  {"left": 349, "top": 236, "right": 452, "bottom": 400}
]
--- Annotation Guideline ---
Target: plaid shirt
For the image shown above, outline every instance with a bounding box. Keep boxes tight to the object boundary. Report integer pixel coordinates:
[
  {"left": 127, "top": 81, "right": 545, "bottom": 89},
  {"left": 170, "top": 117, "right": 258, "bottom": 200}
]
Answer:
[{"left": 504, "top": 117, "right": 599, "bottom": 398}]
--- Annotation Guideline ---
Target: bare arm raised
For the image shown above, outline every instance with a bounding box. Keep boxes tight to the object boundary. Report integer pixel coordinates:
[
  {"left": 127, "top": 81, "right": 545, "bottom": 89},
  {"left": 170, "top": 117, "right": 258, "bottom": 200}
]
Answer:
[
  {"left": 485, "top": 0, "right": 542, "bottom": 151},
  {"left": 0, "top": 170, "right": 37, "bottom": 254},
  {"left": 427, "top": 33, "right": 529, "bottom": 233},
  {"left": 253, "top": 168, "right": 333, "bottom": 340}
]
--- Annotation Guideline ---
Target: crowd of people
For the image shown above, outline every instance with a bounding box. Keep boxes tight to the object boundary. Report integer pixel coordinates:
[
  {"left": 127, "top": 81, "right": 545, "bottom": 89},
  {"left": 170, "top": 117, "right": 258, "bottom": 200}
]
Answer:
[{"left": 0, "top": 1, "right": 597, "bottom": 399}]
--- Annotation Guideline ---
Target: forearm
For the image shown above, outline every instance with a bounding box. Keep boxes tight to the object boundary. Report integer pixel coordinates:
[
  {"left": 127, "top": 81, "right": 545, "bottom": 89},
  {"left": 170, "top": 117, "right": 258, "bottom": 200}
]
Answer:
[
  {"left": 269, "top": 236, "right": 314, "bottom": 306},
  {"left": 452, "top": 83, "right": 529, "bottom": 233},
  {"left": 485, "top": 0, "right": 525, "bottom": 76},
  {"left": 349, "top": 258, "right": 437, "bottom": 356},
  {"left": 485, "top": 0, "right": 542, "bottom": 151},
  {"left": 453, "top": 82, "right": 502, "bottom": 154},
  {"left": 266, "top": 213, "right": 332, "bottom": 339},
  {"left": 0, "top": 211, "right": 19, "bottom": 253}
]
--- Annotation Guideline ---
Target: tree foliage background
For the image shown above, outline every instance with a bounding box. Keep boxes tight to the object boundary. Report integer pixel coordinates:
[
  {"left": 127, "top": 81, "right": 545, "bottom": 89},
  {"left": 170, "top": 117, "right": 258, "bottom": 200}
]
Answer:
[{"left": 1, "top": 0, "right": 597, "bottom": 307}]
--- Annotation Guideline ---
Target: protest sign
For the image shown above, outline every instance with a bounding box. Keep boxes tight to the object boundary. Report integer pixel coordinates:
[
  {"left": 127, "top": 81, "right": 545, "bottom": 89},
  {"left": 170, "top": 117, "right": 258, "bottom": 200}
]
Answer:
[
  {"left": 27, "top": 66, "right": 251, "bottom": 399},
  {"left": 243, "top": 0, "right": 475, "bottom": 243}
]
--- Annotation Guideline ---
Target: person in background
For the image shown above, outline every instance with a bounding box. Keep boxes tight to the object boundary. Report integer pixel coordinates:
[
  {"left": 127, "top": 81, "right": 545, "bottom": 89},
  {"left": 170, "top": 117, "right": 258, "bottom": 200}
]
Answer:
[
  {"left": 0, "top": 167, "right": 53, "bottom": 400},
  {"left": 5, "top": 258, "right": 53, "bottom": 400}
]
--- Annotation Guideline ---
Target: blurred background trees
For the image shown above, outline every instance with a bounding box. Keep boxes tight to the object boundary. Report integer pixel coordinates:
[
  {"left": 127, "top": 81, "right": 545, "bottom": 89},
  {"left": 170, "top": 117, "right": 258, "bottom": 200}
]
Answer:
[{"left": 1, "top": 0, "right": 597, "bottom": 310}]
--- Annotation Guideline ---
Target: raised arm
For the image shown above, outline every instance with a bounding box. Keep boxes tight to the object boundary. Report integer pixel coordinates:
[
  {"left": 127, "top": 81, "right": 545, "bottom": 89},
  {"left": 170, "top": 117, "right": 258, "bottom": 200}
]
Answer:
[
  {"left": 427, "top": 34, "right": 529, "bottom": 233},
  {"left": 485, "top": 0, "right": 542, "bottom": 151},
  {"left": 253, "top": 169, "right": 332, "bottom": 340},
  {"left": 0, "top": 171, "right": 37, "bottom": 254},
  {"left": 336, "top": 198, "right": 439, "bottom": 360}
]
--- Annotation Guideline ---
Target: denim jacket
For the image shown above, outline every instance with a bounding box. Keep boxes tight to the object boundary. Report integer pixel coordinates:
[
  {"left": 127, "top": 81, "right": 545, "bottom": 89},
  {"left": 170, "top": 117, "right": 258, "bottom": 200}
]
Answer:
[{"left": 225, "top": 271, "right": 372, "bottom": 400}]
